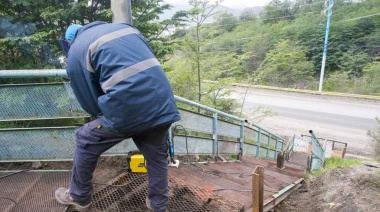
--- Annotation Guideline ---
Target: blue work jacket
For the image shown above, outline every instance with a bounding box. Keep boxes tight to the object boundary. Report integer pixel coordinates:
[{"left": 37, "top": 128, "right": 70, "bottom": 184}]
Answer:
[{"left": 66, "top": 21, "right": 180, "bottom": 134}]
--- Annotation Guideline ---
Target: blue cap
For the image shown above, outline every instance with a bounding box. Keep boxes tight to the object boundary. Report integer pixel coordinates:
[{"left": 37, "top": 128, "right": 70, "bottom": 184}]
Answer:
[{"left": 65, "top": 24, "right": 82, "bottom": 41}]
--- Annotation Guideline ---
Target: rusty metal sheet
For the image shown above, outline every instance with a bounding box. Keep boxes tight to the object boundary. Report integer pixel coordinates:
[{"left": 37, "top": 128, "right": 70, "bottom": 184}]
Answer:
[{"left": 169, "top": 155, "right": 306, "bottom": 210}]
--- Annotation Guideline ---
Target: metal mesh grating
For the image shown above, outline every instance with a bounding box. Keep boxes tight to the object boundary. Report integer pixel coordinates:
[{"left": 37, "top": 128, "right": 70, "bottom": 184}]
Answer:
[
  {"left": 84, "top": 173, "right": 244, "bottom": 212},
  {"left": 1, "top": 171, "right": 243, "bottom": 212},
  {"left": 0, "top": 171, "right": 70, "bottom": 212},
  {"left": 0, "top": 83, "right": 88, "bottom": 121}
]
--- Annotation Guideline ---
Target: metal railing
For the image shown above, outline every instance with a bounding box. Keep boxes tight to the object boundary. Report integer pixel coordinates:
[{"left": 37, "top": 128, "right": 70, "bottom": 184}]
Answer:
[
  {"left": 0, "top": 69, "right": 286, "bottom": 161},
  {"left": 283, "top": 135, "right": 296, "bottom": 161},
  {"left": 173, "top": 96, "right": 245, "bottom": 160},
  {"left": 244, "top": 120, "right": 286, "bottom": 159},
  {"left": 308, "top": 130, "right": 325, "bottom": 171},
  {"left": 301, "top": 134, "right": 347, "bottom": 159}
]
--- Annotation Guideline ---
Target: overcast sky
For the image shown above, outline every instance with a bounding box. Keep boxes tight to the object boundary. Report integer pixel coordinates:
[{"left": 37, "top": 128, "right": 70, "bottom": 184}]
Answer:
[{"left": 164, "top": 0, "right": 272, "bottom": 8}]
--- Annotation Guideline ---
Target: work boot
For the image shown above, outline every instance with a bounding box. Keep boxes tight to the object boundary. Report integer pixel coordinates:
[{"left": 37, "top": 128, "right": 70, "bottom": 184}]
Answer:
[
  {"left": 146, "top": 196, "right": 153, "bottom": 210},
  {"left": 55, "top": 187, "right": 92, "bottom": 212},
  {"left": 146, "top": 196, "right": 169, "bottom": 212}
]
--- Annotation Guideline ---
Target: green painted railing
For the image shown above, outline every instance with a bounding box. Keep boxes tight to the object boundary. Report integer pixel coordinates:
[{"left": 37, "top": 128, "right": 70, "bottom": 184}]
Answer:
[
  {"left": 308, "top": 130, "right": 325, "bottom": 171},
  {"left": 283, "top": 135, "right": 296, "bottom": 161}
]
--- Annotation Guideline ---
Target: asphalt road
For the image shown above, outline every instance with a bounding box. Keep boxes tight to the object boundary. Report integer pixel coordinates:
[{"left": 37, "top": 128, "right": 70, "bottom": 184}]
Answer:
[{"left": 231, "top": 87, "right": 380, "bottom": 156}]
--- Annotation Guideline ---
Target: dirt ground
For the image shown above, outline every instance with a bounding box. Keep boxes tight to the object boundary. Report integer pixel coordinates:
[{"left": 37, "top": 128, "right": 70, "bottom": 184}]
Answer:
[{"left": 274, "top": 164, "right": 380, "bottom": 212}]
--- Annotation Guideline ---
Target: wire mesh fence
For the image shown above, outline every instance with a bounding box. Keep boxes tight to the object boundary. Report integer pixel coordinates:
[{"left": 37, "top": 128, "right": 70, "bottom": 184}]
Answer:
[{"left": 0, "top": 83, "right": 88, "bottom": 121}]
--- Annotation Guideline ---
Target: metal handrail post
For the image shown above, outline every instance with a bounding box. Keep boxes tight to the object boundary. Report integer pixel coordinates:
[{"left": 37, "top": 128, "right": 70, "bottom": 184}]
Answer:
[
  {"left": 266, "top": 133, "right": 271, "bottom": 159},
  {"left": 240, "top": 120, "right": 244, "bottom": 157},
  {"left": 274, "top": 137, "right": 279, "bottom": 159},
  {"left": 213, "top": 112, "right": 218, "bottom": 159},
  {"left": 291, "top": 136, "right": 295, "bottom": 152},
  {"left": 281, "top": 138, "right": 284, "bottom": 150},
  {"left": 256, "top": 128, "right": 261, "bottom": 158}
]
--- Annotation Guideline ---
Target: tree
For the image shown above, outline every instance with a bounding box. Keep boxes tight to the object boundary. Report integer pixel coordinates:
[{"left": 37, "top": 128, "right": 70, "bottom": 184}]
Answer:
[
  {"left": 202, "top": 52, "right": 246, "bottom": 80},
  {"left": 361, "top": 60, "right": 380, "bottom": 95},
  {"left": 184, "top": 0, "right": 222, "bottom": 103},
  {"left": 132, "top": 0, "right": 189, "bottom": 62},
  {"left": 0, "top": 1, "right": 82, "bottom": 70},
  {"left": 201, "top": 78, "right": 240, "bottom": 114},
  {"left": 0, "top": 0, "right": 181, "bottom": 71},
  {"left": 132, "top": 0, "right": 170, "bottom": 38},
  {"left": 260, "top": 0, "right": 298, "bottom": 24},
  {"left": 214, "top": 11, "right": 238, "bottom": 33},
  {"left": 338, "top": 48, "right": 369, "bottom": 77},
  {"left": 164, "top": 54, "right": 199, "bottom": 101},
  {"left": 165, "top": 53, "right": 241, "bottom": 114},
  {"left": 323, "top": 71, "right": 351, "bottom": 92},
  {"left": 257, "top": 40, "right": 314, "bottom": 87},
  {"left": 239, "top": 8, "right": 258, "bottom": 22},
  {"left": 242, "top": 34, "right": 273, "bottom": 76},
  {"left": 367, "top": 117, "right": 380, "bottom": 161}
]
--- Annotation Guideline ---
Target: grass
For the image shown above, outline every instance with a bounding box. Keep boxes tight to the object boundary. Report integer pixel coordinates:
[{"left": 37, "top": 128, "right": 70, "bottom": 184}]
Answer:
[
  {"left": 374, "top": 171, "right": 380, "bottom": 188},
  {"left": 309, "top": 157, "right": 362, "bottom": 178},
  {"left": 371, "top": 171, "right": 380, "bottom": 198}
]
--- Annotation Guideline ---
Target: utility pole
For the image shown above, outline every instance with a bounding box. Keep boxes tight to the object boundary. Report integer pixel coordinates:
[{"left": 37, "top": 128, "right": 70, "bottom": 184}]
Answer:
[
  {"left": 111, "top": 0, "right": 133, "bottom": 24},
  {"left": 125, "top": 0, "right": 132, "bottom": 24},
  {"left": 318, "top": 0, "right": 333, "bottom": 92}
]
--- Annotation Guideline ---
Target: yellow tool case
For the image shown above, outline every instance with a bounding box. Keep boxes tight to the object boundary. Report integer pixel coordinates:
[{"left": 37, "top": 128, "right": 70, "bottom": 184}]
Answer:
[{"left": 127, "top": 151, "right": 147, "bottom": 173}]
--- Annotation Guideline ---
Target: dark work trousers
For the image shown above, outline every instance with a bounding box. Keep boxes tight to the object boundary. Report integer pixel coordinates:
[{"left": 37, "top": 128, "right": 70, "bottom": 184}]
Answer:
[{"left": 69, "top": 119, "right": 170, "bottom": 212}]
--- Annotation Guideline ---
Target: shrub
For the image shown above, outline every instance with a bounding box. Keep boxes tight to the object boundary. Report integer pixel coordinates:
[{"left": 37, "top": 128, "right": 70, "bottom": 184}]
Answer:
[{"left": 367, "top": 117, "right": 380, "bottom": 161}]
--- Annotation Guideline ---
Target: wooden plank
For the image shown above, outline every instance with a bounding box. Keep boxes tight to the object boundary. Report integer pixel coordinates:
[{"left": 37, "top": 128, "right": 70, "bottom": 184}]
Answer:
[{"left": 252, "top": 166, "right": 264, "bottom": 212}]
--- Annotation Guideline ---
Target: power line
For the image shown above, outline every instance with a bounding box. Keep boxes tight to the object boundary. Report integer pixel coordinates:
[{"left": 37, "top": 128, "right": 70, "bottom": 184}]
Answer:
[
  {"left": 206, "top": 30, "right": 380, "bottom": 48},
  {"left": 202, "top": 43, "right": 380, "bottom": 53},
  {"left": 206, "top": 35, "right": 265, "bottom": 44},
  {"left": 338, "top": 12, "right": 380, "bottom": 22},
  {"left": 220, "top": 44, "right": 380, "bottom": 49}
]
